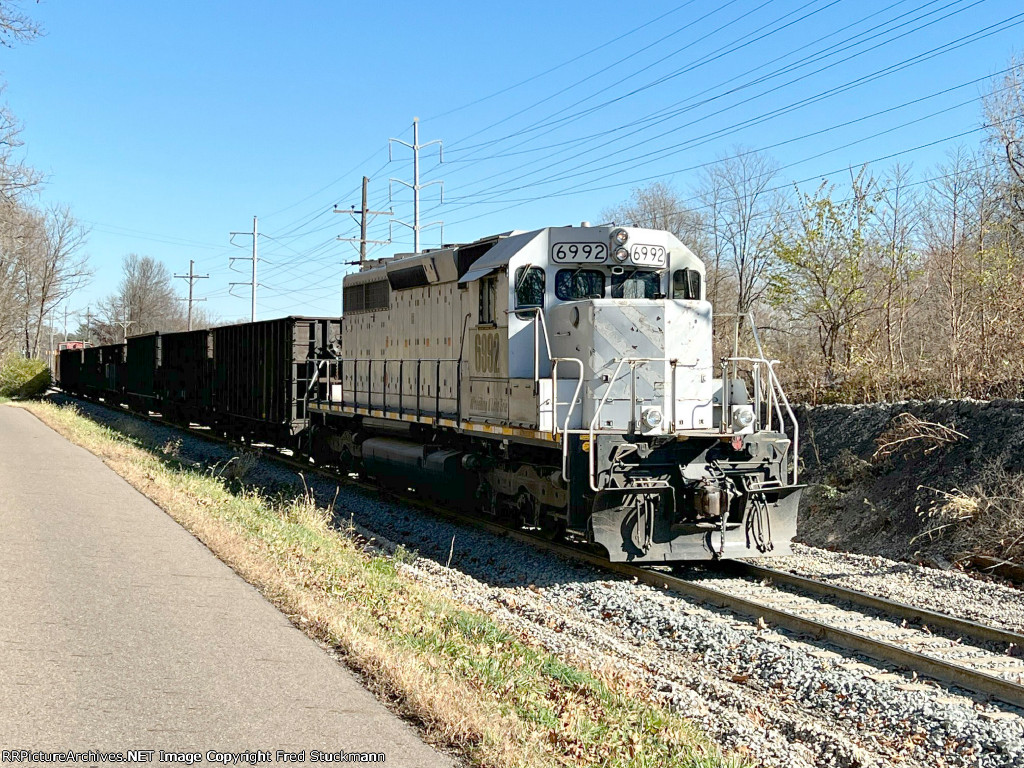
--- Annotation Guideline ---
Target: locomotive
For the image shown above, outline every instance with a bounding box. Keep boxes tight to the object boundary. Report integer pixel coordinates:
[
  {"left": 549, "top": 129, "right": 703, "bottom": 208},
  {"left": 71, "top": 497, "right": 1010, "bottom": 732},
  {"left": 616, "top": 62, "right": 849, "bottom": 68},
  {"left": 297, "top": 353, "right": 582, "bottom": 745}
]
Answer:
[{"left": 59, "top": 224, "right": 802, "bottom": 563}]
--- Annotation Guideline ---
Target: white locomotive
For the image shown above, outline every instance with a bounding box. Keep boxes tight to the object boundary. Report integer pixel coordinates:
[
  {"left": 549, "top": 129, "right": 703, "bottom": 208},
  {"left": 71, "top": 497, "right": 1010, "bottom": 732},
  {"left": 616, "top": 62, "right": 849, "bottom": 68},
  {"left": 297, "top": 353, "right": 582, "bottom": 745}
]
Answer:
[{"left": 306, "top": 224, "right": 802, "bottom": 562}]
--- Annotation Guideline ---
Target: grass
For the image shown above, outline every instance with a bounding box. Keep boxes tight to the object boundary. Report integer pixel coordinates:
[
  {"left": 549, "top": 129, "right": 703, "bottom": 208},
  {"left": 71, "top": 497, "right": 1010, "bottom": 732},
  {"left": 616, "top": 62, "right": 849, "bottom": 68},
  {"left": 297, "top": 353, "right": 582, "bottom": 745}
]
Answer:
[{"left": 14, "top": 399, "right": 741, "bottom": 768}]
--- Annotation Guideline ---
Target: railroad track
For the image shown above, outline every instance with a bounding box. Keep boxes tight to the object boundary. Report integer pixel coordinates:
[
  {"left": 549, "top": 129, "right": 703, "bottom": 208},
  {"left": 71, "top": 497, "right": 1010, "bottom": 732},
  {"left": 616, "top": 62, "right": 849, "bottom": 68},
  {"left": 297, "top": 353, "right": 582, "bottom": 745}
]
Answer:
[{"left": 56, "top": 391, "right": 1024, "bottom": 712}]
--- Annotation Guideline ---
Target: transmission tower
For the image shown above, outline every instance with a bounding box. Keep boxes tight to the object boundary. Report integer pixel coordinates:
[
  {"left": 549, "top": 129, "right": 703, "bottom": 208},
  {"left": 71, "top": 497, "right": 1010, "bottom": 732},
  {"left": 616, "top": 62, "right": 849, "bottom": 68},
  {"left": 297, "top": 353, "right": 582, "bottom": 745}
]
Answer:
[
  {"left": 229, "top": 216, "right": 260, "bottom": 322},
  {"left": 389, "top": 117, "right": 444, "bottom": 253}
]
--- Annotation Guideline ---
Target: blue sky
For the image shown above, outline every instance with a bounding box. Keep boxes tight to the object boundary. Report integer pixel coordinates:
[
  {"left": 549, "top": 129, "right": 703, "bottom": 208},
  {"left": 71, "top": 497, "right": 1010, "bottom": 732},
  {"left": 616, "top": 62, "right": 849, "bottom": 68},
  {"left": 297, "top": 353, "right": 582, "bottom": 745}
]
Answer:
[{"left": 5, "top": 0, "right": 1022, "bottom": 324}]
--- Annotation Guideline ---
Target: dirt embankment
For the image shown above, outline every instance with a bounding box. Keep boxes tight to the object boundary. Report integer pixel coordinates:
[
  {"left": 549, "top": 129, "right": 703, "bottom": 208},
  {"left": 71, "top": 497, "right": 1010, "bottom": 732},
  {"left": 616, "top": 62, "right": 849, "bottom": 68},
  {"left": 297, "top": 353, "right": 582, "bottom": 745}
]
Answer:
[{"left": 793, "top": 399, "right": 1024, "bottom": 572}]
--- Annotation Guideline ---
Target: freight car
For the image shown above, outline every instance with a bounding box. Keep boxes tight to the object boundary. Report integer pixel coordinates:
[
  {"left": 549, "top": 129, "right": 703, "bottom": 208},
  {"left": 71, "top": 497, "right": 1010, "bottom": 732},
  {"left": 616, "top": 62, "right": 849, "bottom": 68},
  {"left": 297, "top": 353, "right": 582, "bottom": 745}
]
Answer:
[
  {"left": 304, "top": 224, "right": 803, "bottom": 562},
  {"left": 57, "top": 317, "right": 340, "bottom": 448}
]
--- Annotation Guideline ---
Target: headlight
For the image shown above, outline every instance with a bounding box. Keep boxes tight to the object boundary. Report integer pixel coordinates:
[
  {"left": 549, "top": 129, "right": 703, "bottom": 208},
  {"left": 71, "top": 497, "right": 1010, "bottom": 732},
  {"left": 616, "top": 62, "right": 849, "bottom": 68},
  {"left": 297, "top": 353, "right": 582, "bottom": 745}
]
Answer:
[
  {"left": 613, "top": 247, "right": 629, "bottom": 262},
  {"left": 732, "top": 407, "right": 754, "bottom": 430},
  {"left": 641, "top": 407, "right": 663, "bottom": 431},
  {"left": 612, "top": 228, "right": 629, "bottom": 246}
]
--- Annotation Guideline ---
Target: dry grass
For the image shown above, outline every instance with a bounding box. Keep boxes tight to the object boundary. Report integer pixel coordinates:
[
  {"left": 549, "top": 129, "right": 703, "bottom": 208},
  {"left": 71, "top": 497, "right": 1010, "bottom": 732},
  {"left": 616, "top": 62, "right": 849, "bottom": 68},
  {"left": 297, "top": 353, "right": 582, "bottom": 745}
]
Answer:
[
  {"left": 17, "top": 400, "right": 739, "bottom": 768},
  {"left": 918, "top": 464, "right": 1024, "bottom": 564},
  {"left": 216, "top": 449, "right": 259, "bottom": 481},
  {"left": 872, "top": 412, "right": 967, "bottom": 463}
]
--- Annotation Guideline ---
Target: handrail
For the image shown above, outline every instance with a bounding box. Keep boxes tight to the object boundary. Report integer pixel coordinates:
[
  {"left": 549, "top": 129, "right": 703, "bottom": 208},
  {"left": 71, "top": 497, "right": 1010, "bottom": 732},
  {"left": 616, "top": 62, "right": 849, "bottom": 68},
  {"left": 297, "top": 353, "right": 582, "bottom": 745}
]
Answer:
[
  {"left": 586, "top": 357, "right": 675, "bottom": 493},
  {"left": 552, "top": 357, "right": 585, "bottom": 480},
  {"left": 308, "top": 356, "right": 459, "bottom": 420},
  {"left": 724, "top": 355, "right": 799, "bottom": 486}
]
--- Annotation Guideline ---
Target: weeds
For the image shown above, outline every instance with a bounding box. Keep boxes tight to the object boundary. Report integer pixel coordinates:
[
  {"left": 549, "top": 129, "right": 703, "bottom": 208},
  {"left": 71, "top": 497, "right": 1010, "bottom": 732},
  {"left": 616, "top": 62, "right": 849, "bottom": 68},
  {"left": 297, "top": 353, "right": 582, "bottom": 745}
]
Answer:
[
  {"left": 872, "top": 412, "right": 967, "bottom": 463},
  {"left": 919, "top": 463, "right": 1024, "bottom": 563},
  {"left": 160, "top": 438, "right": 182, "bottom": 458},
  {"left": 393, "top": 544, "right": 418, "bottom": 565},
  {"left": 218, "top": 449, "right": 259, "bottom": 481}
]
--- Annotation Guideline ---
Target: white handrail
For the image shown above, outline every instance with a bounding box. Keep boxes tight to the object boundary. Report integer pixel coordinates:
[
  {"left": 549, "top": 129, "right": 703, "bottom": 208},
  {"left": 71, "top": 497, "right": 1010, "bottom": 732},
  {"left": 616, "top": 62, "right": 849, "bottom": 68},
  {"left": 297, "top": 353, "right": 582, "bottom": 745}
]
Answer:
[{"left": 724, "top": 355, "right": 799, "bottom": 486}]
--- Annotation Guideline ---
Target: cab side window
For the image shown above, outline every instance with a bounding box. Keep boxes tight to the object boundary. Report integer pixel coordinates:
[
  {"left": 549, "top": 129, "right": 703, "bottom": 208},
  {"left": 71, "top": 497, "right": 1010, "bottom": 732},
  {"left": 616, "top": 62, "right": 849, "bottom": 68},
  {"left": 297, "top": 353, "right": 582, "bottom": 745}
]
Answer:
[
  {"left": 514, "top": 267, "right": 545, "bottom": 319},
  {"left": 672, "top": 269, "right": 701, "bottom": 301}
]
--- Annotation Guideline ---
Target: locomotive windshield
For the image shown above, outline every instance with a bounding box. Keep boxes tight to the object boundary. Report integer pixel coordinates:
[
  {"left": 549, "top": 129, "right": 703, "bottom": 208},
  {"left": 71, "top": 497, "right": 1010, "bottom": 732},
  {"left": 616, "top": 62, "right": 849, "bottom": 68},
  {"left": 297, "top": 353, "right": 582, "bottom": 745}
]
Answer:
[
  {"left": 556, "top": 269, "right": 605, "bottom": 300},
  {"left": 611, "top": 269, "right": 661, "bottom": 299}
]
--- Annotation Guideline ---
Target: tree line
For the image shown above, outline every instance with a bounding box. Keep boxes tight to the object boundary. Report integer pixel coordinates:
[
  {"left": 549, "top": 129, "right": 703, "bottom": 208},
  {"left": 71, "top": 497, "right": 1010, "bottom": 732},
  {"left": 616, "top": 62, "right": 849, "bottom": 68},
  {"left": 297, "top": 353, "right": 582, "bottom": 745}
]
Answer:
[{"left": 602, "top": 57, "right": 1024, "bottom": 403}]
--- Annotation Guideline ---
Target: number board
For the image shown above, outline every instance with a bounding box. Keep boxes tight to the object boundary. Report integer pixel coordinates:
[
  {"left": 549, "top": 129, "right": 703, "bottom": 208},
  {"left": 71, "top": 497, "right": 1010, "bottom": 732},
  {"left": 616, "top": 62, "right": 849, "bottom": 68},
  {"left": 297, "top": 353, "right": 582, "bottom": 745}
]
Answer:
[
  {"left": 551, "top": 242, "right": 608, "bottom": 263},
  {"left": 630, "top": 244, "right": 666, "bottom": 266}
]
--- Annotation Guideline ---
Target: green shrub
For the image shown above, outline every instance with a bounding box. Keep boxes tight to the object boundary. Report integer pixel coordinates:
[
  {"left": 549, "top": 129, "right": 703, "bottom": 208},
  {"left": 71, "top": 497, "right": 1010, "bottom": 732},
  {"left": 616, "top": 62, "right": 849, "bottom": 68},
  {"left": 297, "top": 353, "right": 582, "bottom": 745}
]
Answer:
[{"left": 0, "top": 355, "right": 52, "bottom": 398}]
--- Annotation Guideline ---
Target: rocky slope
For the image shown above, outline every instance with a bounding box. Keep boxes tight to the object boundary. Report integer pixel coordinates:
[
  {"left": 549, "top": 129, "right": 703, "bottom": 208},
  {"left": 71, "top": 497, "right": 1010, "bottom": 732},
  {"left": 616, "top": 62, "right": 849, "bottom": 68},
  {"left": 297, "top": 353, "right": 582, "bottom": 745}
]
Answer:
[{"left": 793, "top": 399, "right": 1024, "bottom": 570}]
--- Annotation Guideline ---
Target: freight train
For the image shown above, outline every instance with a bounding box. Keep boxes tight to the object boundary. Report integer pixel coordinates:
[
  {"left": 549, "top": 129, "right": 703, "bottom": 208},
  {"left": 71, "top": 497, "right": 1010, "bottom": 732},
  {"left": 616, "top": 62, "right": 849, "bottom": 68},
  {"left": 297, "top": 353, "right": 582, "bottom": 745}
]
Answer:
[{"left": 58, "top": 224, "right": 802, "bottom": 563}]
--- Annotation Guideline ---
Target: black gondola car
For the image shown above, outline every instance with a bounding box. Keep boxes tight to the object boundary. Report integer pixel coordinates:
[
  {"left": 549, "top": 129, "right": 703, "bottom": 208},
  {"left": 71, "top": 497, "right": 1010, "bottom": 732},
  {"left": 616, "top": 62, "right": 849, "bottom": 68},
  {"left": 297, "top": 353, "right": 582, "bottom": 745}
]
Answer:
[
  {"left": 80, "top": 343, "right": 124, "bottom": 399},
  {"left": 57, "top": 347, "right": 84, "bottom": 393},
  {"left": 124, "top": 332, "right": 162, "bottom": 410},
  {"left": 211, "top": 317, "right": 340, "bottom": 443},
  {"left": 159, "top": 328, "right": 214, "bottom": 424}
]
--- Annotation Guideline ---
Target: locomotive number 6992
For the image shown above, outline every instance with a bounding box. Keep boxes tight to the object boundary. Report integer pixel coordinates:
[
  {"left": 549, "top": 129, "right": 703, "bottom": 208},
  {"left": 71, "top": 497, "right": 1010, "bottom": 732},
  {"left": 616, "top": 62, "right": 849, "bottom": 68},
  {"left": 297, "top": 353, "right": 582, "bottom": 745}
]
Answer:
[{"left": 551, "top": 242, "right": 608, "bottom": 263}]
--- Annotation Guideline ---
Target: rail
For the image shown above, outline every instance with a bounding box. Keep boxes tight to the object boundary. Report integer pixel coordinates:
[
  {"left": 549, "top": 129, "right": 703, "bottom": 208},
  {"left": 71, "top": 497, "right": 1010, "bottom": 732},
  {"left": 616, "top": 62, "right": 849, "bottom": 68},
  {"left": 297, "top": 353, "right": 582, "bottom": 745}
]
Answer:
[{"left": 55, "top": 387, "right": 1024, "bottom": 710}]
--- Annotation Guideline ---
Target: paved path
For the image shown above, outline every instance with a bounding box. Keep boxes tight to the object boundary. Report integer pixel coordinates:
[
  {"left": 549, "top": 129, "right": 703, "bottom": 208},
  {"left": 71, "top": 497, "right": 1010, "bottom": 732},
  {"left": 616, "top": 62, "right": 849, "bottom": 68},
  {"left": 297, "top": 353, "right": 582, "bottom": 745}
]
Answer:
[{"left": 0, "top": 405, "right": 453, "bottom": 765}]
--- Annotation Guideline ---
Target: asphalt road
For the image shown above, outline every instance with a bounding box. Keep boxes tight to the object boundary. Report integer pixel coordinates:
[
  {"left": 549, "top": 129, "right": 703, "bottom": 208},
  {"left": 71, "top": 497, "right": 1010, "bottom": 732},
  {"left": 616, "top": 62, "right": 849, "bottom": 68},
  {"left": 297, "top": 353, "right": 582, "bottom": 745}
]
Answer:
[{"left": 0, "top": 405, "right": 453, "bottom": 766}]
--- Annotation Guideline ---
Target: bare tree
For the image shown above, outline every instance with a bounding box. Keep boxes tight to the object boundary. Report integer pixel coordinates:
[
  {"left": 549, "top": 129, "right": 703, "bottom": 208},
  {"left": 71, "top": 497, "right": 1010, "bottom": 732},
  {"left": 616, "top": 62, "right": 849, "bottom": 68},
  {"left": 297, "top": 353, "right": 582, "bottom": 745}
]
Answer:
[
  {"left": 984, "top": 55, "right": 1024, "bottom": 226},
  {"left": 600, "top": 181, "right": 705, "bottom": 250},
  {"left": 873, "top": 164, "right": 925, "bottom": 376},
  {"left": 0, "top": 0, "right": 42, "bottom": 202},
  {"left": 0, "top": 1, "right": 41, "bottom": 47},
  {"left": 696, "top": 148, "right": 784, "bottom": 318},
  {"left": 97, "top": 254, "right": 186, "bottom": 341},
  {"left": 24, "top": 206, "right": 89, "bottom": 356}
]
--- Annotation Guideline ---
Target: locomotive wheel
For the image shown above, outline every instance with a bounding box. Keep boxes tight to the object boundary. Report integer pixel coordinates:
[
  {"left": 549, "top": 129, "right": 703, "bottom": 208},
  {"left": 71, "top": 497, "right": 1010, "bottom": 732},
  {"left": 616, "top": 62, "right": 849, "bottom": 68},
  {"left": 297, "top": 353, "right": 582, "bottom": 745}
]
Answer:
[{"left": 539, "top": 508, "right": 567, "bottom": 541}]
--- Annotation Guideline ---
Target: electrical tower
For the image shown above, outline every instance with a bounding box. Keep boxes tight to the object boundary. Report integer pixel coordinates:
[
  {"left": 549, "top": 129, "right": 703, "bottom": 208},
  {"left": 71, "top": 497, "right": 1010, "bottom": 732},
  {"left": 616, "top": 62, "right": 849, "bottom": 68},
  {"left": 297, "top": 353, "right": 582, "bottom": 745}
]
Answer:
[
  {"left": 229, "top": 216, "right": 260, "bottom": 322},
  {"left": 175, "top": 259, "right": 209, "bottom": 331},
  {"left": 336, "top": 176, "right": 392, "bottom": 267},
  {"left": 389, "top": 117, "right": 444, "bottom": 253}
]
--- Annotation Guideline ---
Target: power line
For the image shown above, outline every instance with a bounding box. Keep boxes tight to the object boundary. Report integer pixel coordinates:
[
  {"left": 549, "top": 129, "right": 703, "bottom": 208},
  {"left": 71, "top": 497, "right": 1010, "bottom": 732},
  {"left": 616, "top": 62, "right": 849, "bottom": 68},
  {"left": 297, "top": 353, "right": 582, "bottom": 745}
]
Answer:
[{"left": 430, "top": 1, "right": 1008, "bottom": 206}]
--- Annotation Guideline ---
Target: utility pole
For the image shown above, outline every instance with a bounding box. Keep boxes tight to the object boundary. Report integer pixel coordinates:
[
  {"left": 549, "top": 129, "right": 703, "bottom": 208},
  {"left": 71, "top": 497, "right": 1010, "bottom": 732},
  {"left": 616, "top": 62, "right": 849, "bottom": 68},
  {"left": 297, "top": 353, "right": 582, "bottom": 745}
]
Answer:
[
  {"left": 85, "top": 307, "right": 91, "bottom": 345},
  {"left": 335, "top": 176, "right": 392, "bottom": 267},
  {"left": 63, "top": 305, "right": 68, "bottom": 343},
  {"left": 48, "top": 309, "right": 54, "bottom": 372},
  {"left": 115, "top": 304, "right": 134, "bottom": 343},
  {"left": 389, "top": 117, "right": 444, "bottom": 253},
  {"left": 229, "top": 215, "right": 259, "bottom": 322},
  {"left": 175, "top": 259, "right": 209, "bottom": 331}
]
